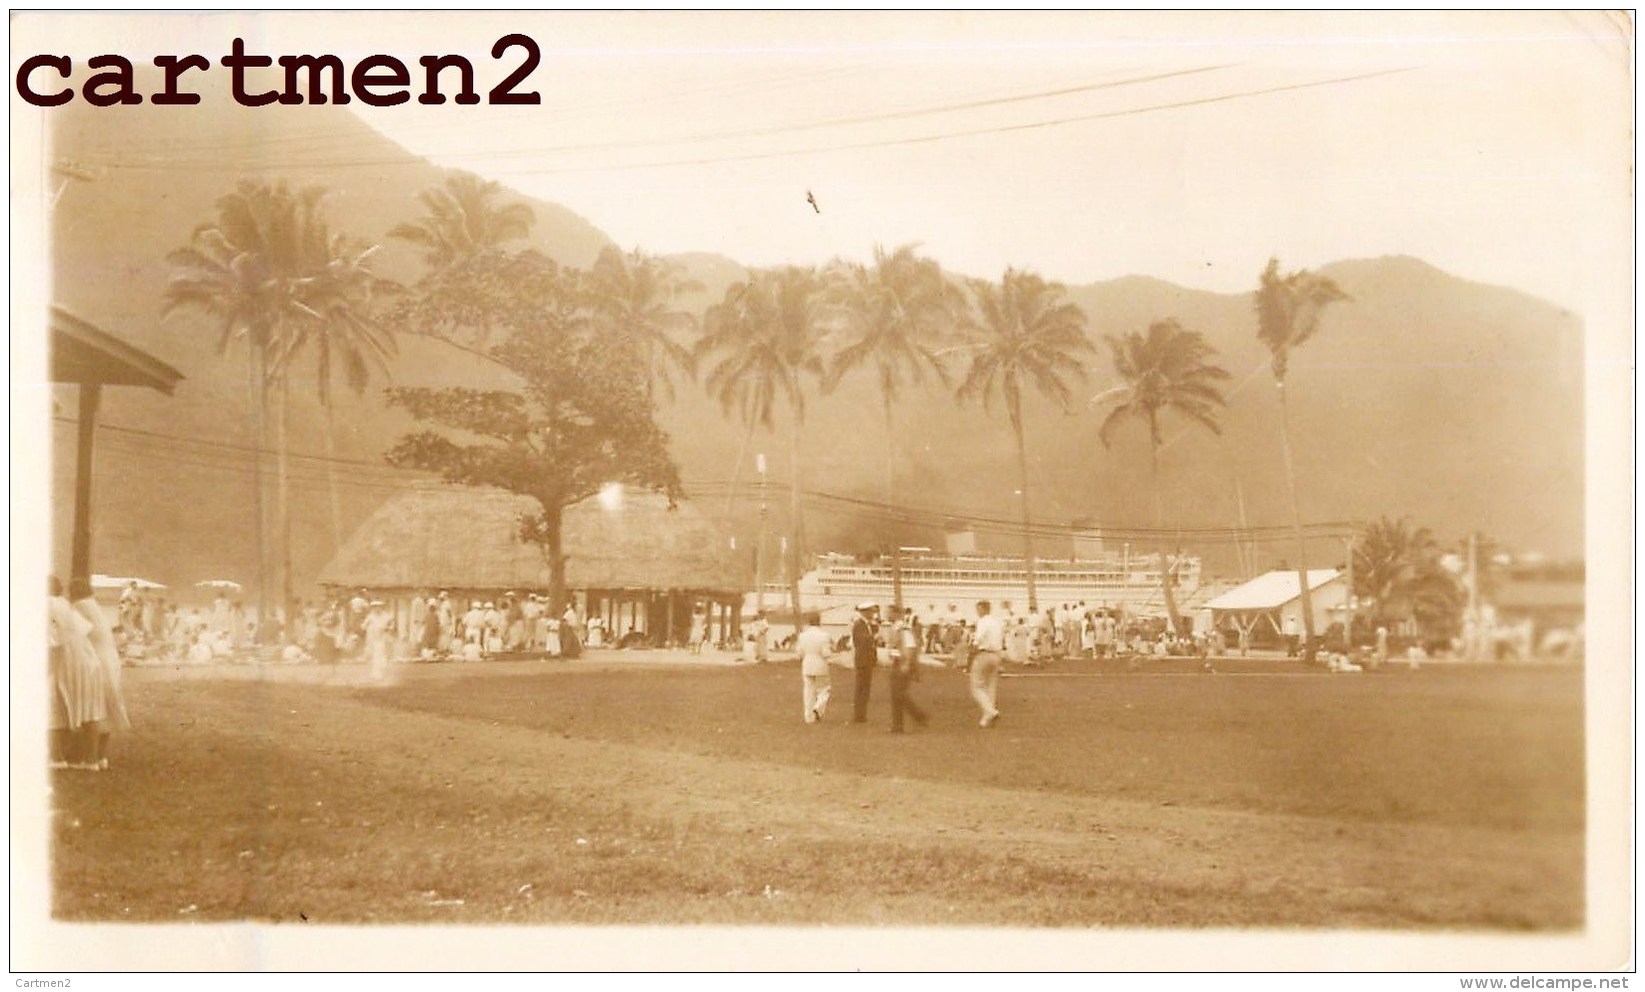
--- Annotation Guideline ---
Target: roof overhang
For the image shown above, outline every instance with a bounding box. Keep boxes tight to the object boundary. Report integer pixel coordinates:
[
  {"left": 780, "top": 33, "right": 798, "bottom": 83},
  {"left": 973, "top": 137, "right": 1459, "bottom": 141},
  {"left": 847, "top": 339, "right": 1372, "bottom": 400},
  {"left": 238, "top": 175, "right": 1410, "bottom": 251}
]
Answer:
[{"left": 49, "top": 305, "right": 184, "bottom": 393}]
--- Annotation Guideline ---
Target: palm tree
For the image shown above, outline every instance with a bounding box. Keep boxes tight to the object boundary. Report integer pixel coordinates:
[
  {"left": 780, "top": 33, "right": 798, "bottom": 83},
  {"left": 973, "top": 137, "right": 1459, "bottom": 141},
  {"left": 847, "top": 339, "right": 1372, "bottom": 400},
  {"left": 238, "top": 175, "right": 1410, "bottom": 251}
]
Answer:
[
  {"left": 957, "top": 268, "right": 1094, "bottom": 612},
  {"left": 1354, "top": 516, "right": 1462, "bottom": 638},
  {"left": 695, "top": 267, "right": 828, "bottom": 633},
  {"left": 824, "top": 244, "right": 962, "bottom": 608},
  {"left": 165, "top": 179, "right": 330, "bottom": 634},
  {"left": 1096, "top": 319, "right": 1230, "bottom": 632},
  {"left": 588, "top": 246, "right": 701, "bottom": 403},
  {"left": 1255, "top": 258, "right": 1350, "bottom": 663},
  {"left": 388, "top": 170, "right": 536, "bottom": 270},
  {"left": 269, "top": 227, "right": 400, "bottom": 549},
  {"left": 390, "top": 171, "right": 536, "bottom": 362}
]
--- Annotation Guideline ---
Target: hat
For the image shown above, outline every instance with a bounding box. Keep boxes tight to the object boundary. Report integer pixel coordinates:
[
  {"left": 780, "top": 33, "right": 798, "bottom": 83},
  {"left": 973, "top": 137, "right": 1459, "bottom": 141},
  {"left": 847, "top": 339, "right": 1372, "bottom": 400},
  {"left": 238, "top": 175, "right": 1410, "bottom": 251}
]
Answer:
[
  {"left": 856, "top": 601, "right": 877, "bottom": 611},
  {"left": 438, "top": 591, "right": 449, "bottom": 599},
  {"left": 369, "top": 599, "right": 384, "bottom": 607},
  {"left": 484, "top": 601, "right": 495, "bottom": 609}
]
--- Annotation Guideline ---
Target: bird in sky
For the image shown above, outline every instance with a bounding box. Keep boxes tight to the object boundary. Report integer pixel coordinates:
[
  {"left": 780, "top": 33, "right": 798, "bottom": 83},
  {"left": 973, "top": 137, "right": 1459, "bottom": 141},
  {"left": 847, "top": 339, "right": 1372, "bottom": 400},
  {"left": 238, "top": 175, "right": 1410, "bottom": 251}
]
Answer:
[{"left": 806, "top": 189, "right": 820, "bottom": 214}]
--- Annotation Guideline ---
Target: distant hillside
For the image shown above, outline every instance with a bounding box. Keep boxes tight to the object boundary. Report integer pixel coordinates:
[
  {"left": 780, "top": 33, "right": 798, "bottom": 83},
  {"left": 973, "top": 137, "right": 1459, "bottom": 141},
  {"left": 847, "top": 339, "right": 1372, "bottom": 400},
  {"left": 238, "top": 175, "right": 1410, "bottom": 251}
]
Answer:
[{"left": 40, "top": 78, "right": 1584, "bottom": 599}]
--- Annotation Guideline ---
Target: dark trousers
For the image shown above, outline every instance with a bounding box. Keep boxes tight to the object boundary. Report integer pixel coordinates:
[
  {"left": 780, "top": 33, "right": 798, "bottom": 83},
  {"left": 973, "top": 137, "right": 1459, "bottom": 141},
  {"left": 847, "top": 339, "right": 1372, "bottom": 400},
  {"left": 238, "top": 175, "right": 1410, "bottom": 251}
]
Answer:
[
  {"left": 890, "top": 668, "right": 926, "bottom": 732},
  {"left": 852, "top": 664, "right": 874, "bottom": 722}
]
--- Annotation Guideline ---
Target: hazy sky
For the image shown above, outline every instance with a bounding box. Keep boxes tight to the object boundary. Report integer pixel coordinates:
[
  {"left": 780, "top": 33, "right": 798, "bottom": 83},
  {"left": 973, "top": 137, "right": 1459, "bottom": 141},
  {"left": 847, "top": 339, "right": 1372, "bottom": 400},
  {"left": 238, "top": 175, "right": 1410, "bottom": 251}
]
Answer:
[{"left": 14, "top": 11, "right": 1633, "bottom": 309}]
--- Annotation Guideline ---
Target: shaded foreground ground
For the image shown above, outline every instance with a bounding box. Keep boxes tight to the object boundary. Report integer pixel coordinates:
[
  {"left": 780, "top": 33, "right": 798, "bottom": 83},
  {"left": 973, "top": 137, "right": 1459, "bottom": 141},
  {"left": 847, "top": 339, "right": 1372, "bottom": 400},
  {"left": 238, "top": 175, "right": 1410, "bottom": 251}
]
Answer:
[{"left": 48, "top": 655, "right": 1583, "bottom": 927}]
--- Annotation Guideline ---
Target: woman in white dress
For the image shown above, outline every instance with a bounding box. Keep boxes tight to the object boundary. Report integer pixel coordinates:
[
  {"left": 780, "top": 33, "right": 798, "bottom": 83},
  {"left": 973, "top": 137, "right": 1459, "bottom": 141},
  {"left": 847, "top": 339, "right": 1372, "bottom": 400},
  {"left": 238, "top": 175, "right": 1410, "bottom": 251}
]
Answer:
[
  {"left": 688, "top": 608, "right": 707, "bottom": 654},
  {"left": 1007, "top": 618, "right": 1031, "bottom": 664},
  {"left": 49, "top": 577, "right": 107, "bottom": 769},
  {"left": 363, "top": 601, "right": 393, "bottom": 680},
  {"left": 68, "top": 578, "right": 126, "bottom": 768}
]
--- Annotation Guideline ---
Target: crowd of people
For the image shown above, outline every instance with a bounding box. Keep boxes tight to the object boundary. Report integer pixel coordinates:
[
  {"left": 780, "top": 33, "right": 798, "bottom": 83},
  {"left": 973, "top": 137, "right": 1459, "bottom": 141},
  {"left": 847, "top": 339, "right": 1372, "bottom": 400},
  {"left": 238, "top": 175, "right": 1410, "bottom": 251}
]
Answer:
[
  {"left": 900, "top": 600, "right": 1227, "bottom": 667},
  {"left": 782, "top": 598, "right": 1276, "bottom": 733},
  {"left": 101, "top": 584, "right": 604, "bottom": 672},
  {"left": 293, "top": 590, "right": 591, "bottom": 673}
]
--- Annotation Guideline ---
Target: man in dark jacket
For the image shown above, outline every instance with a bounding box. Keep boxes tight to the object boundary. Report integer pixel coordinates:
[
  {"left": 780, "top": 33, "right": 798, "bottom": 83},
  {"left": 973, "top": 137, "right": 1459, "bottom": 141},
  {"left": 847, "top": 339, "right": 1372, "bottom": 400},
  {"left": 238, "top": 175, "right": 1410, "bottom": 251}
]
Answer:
[{"left": 851, "top": 602, "right": 880, "bottom": 724}]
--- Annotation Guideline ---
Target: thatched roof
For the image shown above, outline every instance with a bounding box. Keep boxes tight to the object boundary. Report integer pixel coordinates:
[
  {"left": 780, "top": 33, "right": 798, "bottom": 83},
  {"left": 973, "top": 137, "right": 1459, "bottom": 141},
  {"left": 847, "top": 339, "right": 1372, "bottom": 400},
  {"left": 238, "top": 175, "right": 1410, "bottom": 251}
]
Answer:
[{"left": 319, "top": 484, "right": 748, "bottom": 595}]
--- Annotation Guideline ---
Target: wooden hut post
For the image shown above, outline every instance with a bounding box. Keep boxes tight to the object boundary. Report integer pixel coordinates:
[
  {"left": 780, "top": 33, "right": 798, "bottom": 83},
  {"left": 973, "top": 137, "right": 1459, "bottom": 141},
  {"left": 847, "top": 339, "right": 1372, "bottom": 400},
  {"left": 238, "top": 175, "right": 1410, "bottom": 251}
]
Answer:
[
  {"left": 69, "top": 382, "right": 101, "bottom": 583},
  {"left": 666, "top": 592, "right": 676, "bottom": 648}
]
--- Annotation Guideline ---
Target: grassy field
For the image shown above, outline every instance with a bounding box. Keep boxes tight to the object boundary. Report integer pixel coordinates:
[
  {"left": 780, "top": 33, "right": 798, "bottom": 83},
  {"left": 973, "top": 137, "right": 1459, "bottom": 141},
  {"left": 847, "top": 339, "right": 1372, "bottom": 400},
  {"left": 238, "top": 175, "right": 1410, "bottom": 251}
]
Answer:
[{"left": 47, "top": 655, "right": 1584, "bottom": 928}]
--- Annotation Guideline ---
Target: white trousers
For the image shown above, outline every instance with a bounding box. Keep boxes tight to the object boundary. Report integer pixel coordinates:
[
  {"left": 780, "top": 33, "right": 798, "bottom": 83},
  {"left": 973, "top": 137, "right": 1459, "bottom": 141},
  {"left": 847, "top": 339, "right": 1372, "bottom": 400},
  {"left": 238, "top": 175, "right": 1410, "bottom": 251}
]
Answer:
[{"left": 803, "top": 673, "right": 832, "bottom": 722}]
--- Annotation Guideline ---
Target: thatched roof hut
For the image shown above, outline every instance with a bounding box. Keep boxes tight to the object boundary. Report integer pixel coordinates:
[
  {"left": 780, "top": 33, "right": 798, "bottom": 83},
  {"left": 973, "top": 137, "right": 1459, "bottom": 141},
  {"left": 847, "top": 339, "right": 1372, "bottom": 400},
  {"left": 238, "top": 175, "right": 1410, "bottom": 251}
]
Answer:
[
  {"left": 318, "top": 484, "right": 749, "bottom": 648},
  {"left": 320, "top": 483, "right": 746, "bottom": 594}
]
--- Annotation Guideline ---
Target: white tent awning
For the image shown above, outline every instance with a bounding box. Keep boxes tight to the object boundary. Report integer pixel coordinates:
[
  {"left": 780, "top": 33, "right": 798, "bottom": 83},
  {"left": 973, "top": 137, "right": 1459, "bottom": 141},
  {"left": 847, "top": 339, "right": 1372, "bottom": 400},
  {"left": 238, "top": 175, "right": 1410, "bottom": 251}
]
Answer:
[{"left": 1204, "top": 569, "right": 1341, "bottom": 611}]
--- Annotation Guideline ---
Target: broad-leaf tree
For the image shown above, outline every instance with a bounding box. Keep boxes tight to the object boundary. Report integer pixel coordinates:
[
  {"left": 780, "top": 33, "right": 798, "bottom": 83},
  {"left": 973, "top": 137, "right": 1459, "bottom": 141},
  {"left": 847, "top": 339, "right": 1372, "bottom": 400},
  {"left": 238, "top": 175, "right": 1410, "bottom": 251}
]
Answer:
[
  {"left": 385, "top": 251, "right": 682, "bottom": 611},
  {"left": 1255, "top": 258, "right": 1350, "bottom": 663},
  {"left": 1097, "top": 319, "right": 1230, "bottom": 632},
  {"left": 957, "top": 268, "right": 1094, "bottom": 612}
]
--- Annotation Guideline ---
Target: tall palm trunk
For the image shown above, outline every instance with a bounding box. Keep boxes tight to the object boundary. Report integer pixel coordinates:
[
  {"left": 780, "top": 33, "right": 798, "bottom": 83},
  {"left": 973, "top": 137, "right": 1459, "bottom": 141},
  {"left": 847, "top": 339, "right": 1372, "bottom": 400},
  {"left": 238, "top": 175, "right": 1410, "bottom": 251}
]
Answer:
[
  {"left": 1010, "top": 405, "right": 1038, "bottom": 612},
  {"left": 323, "top": 399, "right": 343, "bottom": 550},
  {"left": 723, "top": 412, "right": 759, "bottom": 519},
  {"left": 1149, "top": 432, "right": 1184, "bottom": 633},
  {"left": 787, "top": 410, "right": 805, "bottom": 634},
  {"left": 274, "top": 374, "right": 295, "bottom": 643},
  {"left": 1276, "top": 379, "right": 1315, "bottom": 662},
  {"left": 884, "top": 395, "right": 902, "bottom": 611},
  {"left": 250, "top": 347, "right": 269, "bottom": 635}
]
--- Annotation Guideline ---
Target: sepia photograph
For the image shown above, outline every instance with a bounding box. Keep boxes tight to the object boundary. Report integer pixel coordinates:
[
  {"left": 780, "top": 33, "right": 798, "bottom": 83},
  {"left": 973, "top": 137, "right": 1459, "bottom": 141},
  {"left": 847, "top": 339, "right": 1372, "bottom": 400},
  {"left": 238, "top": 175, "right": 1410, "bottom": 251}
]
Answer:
[{"left": 10, "top": 9, "right": 1634, "bottom": 974}]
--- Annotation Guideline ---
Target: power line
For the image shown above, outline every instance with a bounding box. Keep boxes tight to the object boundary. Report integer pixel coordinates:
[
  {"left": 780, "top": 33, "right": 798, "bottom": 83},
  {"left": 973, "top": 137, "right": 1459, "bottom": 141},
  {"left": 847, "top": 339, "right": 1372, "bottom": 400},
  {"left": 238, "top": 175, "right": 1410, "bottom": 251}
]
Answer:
[
  {"left": 70, "top": 66, "right": 1412, "bottom": 176},
  {"left": 58, "top": 415, "right": 1356, "bottom": 542},
  {"left": 130, "top": 63, "right": 882, "bottom": 159},
  {"left": 492, "top": 66, "right": 1417, "bottom": 175},
  {"left": 387, "top": 64, "right": 1236, "bottom": 161}
]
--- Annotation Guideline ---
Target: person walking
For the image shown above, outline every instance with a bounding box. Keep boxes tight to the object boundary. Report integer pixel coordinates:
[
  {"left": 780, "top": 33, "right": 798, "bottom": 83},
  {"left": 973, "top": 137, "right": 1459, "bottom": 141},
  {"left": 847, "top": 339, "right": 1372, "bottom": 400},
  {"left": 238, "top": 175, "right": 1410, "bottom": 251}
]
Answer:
[
  {"left": 969, "top": 599, "right": 1005, "bottom": 729},
  {"left": 888, "top": 607, "right": 929, "bottom": 733},
  {"left": 850, "top": 602, "right": 880, "bottom": 724},
  {"left": 795, "top": 612, "right": 833, "bottom": 723}
]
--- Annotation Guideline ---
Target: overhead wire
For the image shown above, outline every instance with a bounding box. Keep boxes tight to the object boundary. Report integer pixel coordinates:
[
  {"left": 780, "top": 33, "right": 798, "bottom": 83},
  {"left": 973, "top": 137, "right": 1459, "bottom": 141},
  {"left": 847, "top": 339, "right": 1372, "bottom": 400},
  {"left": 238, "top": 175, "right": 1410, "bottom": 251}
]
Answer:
[
  {"left": 55, "top": 416, "right": 1351, "bottom": 542},
  {"left": 68, "top": 65, "right": 1413, "bottom": 175}
]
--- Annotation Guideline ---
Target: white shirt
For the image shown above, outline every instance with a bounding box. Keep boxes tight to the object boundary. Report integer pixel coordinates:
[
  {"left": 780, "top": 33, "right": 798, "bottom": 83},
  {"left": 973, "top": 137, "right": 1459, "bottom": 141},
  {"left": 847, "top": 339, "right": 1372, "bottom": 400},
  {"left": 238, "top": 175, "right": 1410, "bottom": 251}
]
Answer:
[
  {"left": 795, "top": 626, "right": 832, "bottom": 676},
  {"left": 972, "top": 613, "right": 1006, "bottom": 653}
]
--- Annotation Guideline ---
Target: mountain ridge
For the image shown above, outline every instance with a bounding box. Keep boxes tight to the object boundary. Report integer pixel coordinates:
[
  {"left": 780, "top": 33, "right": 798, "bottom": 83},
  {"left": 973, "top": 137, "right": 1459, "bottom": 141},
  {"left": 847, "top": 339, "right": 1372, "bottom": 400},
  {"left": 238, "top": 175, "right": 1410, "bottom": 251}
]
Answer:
[{"left": 39, "top": 86, "right": 1585, "bottom": 597}]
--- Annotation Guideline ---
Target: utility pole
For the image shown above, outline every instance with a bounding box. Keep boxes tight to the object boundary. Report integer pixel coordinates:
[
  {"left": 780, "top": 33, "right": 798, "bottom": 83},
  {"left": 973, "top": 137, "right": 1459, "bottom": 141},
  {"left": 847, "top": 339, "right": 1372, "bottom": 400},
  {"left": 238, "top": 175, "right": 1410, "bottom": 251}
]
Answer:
[
  {"left": 754, "top": 452, "right": 767, "bottom": 614},
  {"left": 891, "top": 533, "right": 904, "bottom": 612},
  {"left": 1343, "top": 533, "right": 1356, "bottom": 649},
  {"left": 1466, "top": 530, "right": 1480, "bottom": 661}
]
